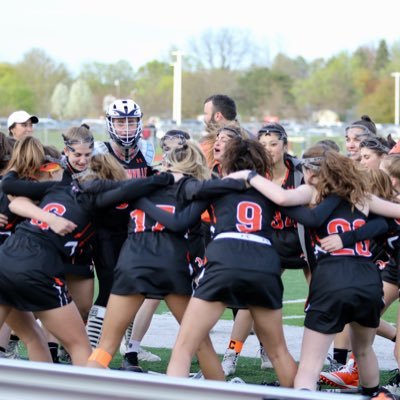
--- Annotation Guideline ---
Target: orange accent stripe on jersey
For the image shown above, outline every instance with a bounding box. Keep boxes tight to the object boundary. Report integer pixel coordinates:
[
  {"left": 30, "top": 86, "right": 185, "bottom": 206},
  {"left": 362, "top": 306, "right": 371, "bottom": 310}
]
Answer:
[
  {"left": 201, "top": 210, "right": 211, "bottom": 223},
  {"left": 53, "top": 277, "right": 64, "bottom": 286},
  {"left": 73, "top": 223, "right": 92, "bottom": 239},
  {"left": 88, "top": 348, "right": 112, "bottom": 368}
]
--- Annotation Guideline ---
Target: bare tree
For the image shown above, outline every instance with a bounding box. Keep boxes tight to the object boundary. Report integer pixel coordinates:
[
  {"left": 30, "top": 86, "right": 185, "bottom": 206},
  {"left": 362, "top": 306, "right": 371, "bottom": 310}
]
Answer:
[{"left": 188, "top": 28, "right": 256, "bottom": 70}]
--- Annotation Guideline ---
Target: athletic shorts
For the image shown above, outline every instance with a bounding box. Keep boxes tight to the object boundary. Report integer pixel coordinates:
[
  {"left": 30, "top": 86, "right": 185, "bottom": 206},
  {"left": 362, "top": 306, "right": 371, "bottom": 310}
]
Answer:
[
  {"left": 380, "top": 258, "right": 398, "bottom": 286},
  {"left": 64, "top": 262, "right": 95, "bottom": 279},
  {"left": 194, "top": 237, "right": 283, "bottom": 309},
  {"left": 0, "top": 234, "right": 71, "bottom": 311},
  {"left": 112, "top": 233, "right": 192, "bottom": 298},
  {"left": 272, "top": 229, "right": 308, "bottom": 270},
  {"left": 305, "top": 256, "right": 384, "bottom": 334}
]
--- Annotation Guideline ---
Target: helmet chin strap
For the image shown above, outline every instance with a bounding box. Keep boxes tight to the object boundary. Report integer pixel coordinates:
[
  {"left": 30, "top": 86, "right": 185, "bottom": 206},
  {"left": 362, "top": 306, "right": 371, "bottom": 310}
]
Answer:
[{"left": 110, "top": 140, "right": 139, "bottom": 163}]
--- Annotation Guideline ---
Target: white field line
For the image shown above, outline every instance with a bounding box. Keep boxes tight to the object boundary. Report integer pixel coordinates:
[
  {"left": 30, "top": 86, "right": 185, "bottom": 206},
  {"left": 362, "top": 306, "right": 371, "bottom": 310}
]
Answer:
[{"left": 283, "top": 298, "right": 306, "bottom": 304}]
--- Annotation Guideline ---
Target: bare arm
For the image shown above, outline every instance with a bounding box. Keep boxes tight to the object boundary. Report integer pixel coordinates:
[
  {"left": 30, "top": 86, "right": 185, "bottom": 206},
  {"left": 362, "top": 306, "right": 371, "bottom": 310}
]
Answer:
[
  {"left": 368, "top": 195, "right": 400, "bottom": 219},
  {"left": 9, "top": 197, "right": 77, "bottom": 236}
]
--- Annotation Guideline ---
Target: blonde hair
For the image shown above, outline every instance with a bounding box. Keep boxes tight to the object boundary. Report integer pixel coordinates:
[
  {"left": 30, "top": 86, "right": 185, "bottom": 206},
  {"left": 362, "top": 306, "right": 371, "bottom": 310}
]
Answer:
[
  {"left": 5, "top": 136, "right": 45, "bottom": 178},
  {"left": 381, "top": 154, "right": 400, "bottom": 180},
  {"left": 365, "top": 168, "right": 395, "bottom": 200},
  {"left": 80, "top": 153, "right": 127, "bottom": 182},
  {"left": 162, "top": 141, "right": 211, "bottom": 181}
]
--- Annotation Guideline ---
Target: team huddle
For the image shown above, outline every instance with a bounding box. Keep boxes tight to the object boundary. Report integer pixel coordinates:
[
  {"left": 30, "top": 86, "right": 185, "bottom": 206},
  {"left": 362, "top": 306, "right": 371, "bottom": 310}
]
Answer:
[{"left": 1, "top": 95, "right": 400, "bottom": 399}]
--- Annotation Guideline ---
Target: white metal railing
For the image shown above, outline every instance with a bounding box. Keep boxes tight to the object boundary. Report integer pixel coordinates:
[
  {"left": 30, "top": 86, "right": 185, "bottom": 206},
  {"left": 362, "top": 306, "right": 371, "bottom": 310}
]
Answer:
[{"left": 0, "top": 359, "right": 367, "bottom": 400}]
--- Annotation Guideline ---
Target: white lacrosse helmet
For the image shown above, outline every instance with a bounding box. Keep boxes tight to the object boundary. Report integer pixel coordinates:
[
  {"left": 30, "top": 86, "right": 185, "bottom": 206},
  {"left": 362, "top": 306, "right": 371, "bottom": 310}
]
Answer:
[{"left": 106, "top": 99, "right": 143, "bottom": 149}]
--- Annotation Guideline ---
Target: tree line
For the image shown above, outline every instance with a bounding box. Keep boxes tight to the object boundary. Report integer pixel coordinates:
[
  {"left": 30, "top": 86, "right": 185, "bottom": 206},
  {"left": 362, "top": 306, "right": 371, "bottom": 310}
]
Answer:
[{"left": 0, "top": 28, "right": 399, "bottom": 123}]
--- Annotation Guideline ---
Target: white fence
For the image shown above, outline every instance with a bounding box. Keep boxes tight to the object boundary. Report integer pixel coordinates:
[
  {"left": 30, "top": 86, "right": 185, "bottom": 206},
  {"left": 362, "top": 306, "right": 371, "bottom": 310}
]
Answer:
[{"left": 0, "top": 359, "right": 367, "bottom": 400}]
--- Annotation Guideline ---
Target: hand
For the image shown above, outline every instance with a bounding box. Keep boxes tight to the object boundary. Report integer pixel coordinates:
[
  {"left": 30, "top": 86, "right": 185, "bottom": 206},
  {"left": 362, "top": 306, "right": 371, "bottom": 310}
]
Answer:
[
  {"left": 47, "top": 214, "right": 77, "bottom": 236},
  {"left": 224, "top": 170, "right": 251, "bottom": 180},
  {"left": 320, "top": 234, "right": 343, "bottom": 252},
  {"left": 0, "top": 213, "right": 8, "bottom": 228}
]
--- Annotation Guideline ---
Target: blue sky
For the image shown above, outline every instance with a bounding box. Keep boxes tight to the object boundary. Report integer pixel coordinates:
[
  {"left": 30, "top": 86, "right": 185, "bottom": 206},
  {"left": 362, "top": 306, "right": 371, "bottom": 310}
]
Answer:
[{"left": 2, "top": 0, "right": 399, "bottom": 74}]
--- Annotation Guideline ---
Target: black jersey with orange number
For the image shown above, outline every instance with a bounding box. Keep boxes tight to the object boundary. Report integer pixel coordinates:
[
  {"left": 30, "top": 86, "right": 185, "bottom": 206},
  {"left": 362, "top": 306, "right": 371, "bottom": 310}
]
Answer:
[
  {"left": 2, "top": 171, "right": 173, "bottom": 257},
  {"left": 98, "top": 142, "right": 153, "bottom": 230},
  {"left": 312, "top": 201, "right": 371, "bottom": 261},
  {"left": 210, "top": 188, "right": 276, "bottom": 239}
]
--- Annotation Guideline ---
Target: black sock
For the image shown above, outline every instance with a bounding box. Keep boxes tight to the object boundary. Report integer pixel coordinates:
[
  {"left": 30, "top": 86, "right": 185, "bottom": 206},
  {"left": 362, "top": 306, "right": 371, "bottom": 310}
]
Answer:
[
  {"left": 333, "top": 348, "right": 348, "bottom": 365},
  {"left": 0, "top": 346, "right": 5, "bottom": 352},
  {"left": 48, "top": 342, "right": 59, "bottom": 363},
  {"left": 392, "top": 335, "right": 397, "bottom": 343},
  {"left": 10, "top": 334, "right": 19, "bottom": 342},
  {"left": 361, "top": 385, "right": 380, "bottom": 396}
]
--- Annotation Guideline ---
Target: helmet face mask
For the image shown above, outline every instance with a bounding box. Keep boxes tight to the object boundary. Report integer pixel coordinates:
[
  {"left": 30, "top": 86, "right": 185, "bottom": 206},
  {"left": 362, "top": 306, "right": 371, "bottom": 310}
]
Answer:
[{"left": 106, "top": 99, "right": 143, "bottom": 149}]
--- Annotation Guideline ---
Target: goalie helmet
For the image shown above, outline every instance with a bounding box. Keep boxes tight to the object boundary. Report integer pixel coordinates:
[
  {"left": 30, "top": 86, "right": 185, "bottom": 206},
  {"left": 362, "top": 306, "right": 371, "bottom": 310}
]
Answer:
[{"left": 106, "top": 99, "right": 143, "bottom": 149}]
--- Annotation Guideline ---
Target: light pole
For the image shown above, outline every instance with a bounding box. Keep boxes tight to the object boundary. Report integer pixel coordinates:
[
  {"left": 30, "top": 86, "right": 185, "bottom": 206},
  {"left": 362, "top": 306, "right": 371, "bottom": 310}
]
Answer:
[
  {"left": 172, "top": 51, "right": 184, "bottom": 126},
  {"left": 114, "top": 79, "right": 120, "bottom": 98},
  {"left": 391, "top": 72, "right": 400, "bottom": 125}
]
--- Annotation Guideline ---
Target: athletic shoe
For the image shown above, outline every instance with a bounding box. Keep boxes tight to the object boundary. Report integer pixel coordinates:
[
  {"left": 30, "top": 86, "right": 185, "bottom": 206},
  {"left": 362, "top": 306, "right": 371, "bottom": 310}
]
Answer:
[
  {"left": 221, "top": 349, "right": 238, "bottom": 376},
  {"left": 5, "top": 339, "right": 21, "bottom": 359},
  {"left": 58, "top": 347, "right": 72, "bottom": 364},
  {"left": 120, "top": 353, "right": 144, "bottom": 373},
  {"left": 260, "top": 345, "right": 272, "bottom": 369},
  {"left": 384, "top": 369, "right": 400, "bottom": 396},
  {"left": 137, "top": 347, "right": 161, "bottom": 362},
  {"left": 321, "top": 354, "right": 344, "bottom": 373},
  {"left": 190, "top": 370, "right": 204, "bottom": 379},
  {"left": 370, "top": 387, "right": 399, "bottom": 399},
  {"left": 319, "top": 356, "right": 359, "bottom": 389},
  {"left": 0, "top": 350, "right": 6, "bottom": 358},
  {"left": 229, "top": 377, "right": 245, "bottom": 384}
]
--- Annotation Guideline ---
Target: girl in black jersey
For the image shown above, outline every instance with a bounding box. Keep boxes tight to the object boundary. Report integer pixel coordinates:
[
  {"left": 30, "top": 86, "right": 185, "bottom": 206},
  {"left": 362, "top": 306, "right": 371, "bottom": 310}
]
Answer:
[
  {"left": 87, "top": 141, "right": 230, "bottom": 380},
  {"left": 141, "top": 138, "right": 298, "bottom": 386},
  {"left": 229, "top": 145, "right": 400, "bottom": 398},
  {"left": 1, "top": 143, "right": 173, "bottom": 366},
  {"left": 0, "top": 136, "right": 53, "bottom": 362},
  {"left": 219, "top": 123, "right": 308, "bottom": 377}
]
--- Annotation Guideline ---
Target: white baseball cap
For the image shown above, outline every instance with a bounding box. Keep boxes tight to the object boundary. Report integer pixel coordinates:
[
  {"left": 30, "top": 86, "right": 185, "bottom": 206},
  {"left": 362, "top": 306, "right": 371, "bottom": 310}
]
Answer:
[{"left": 7, "top": 111, "right": 39, "bottom": 129}]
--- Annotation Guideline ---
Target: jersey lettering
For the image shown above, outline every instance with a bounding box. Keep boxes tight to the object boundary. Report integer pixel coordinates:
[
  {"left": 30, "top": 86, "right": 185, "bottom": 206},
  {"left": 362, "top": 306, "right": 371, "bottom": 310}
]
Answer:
[
  {"left": 130, "top": 205, "right": 175, "bottom": 232},
  {"left": 235, "top": 201, "right": 262, "bottom": 233},
  {"left": 30, "top": 203, "right": 66, "bottom": 231},
  {"left": 271, "top": 210, "right": 293, "bottom": 230},
  {"left": 326, "top": 218, "right": 371, "bottom": 257},
  {"left": 152, "top": 205, "right": 175, "bottom": 232},
  {"left": 126, "top": 168, "right": 148, "bottom": 179},
  {"left": 64, "top": 241, "right": 78, "bottom": 256}
]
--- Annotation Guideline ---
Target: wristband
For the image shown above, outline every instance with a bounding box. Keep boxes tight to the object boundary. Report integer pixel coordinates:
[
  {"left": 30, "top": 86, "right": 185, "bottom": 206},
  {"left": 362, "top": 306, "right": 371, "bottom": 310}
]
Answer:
[
  {"left": 246, "top": 170, "right": 258, "bottom": 185},
  {"left": 88, "top": 348, "right": 112, "bottom": 368}
]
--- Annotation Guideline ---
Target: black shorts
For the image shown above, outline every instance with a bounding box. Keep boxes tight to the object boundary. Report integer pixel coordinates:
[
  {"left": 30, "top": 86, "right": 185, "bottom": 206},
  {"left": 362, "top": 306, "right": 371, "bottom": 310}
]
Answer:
[
  {"left": 272, "top": 229, "right": 308, "bottom": 270},
  {"left": 194, "top": 237, "right": 283, "bottom": 309},
  {"left": 64, "top": 262, "right": 95, "bottom": 279},
  {"left": 380, "top": 258, "right": 398, "bottom": 286},
  {"left": 112, "top": 232, "right": 192, "bottom": 298},
  {"left": 305, "top": 256, "right": 384, "bottom": 334},
  {"left": 0, "top": 234, "right": 71, "bottom": 311}
]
